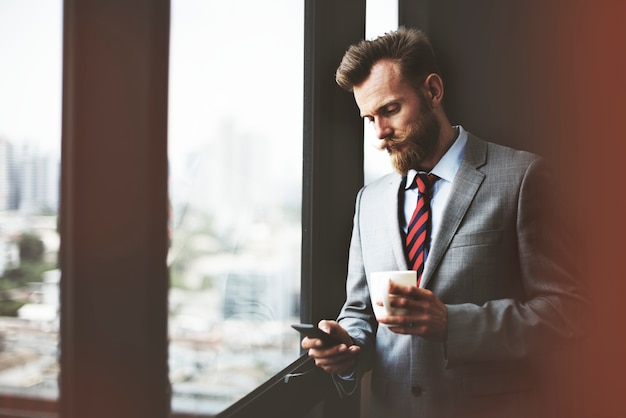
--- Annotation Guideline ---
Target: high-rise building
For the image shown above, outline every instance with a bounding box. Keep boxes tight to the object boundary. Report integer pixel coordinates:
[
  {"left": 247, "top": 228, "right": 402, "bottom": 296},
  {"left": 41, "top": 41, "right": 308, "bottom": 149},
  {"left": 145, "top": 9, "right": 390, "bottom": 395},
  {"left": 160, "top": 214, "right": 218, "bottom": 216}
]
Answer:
[
  {"left": 0, "top": 137, "right": 19, "bottom": 211},
  {"left": 17, "top": 145, "right": 59, "bottom": 215}
]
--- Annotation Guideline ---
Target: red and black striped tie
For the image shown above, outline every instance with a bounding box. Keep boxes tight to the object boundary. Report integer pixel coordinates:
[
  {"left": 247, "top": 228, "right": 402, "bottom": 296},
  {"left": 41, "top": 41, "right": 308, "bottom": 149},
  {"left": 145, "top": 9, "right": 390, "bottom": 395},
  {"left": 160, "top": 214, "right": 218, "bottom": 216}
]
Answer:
[{"left": 406, "top": 173, "right": 438, "bottom": 284}]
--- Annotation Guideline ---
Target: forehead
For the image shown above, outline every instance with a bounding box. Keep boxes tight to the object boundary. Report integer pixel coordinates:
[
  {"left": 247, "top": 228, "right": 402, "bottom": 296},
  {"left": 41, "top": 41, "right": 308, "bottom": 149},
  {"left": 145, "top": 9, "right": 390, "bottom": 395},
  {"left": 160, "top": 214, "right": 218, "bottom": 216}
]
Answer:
[{"left": 353, "top": 60, "right": 415, "bottom": 115}]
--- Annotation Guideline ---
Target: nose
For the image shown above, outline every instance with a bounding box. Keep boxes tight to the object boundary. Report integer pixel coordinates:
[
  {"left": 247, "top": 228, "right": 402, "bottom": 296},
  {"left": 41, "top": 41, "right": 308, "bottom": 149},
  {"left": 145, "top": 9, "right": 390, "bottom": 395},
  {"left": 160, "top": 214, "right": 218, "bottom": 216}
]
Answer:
[{"left": 374, "top": 118, "right": 393, "bottom": 140}]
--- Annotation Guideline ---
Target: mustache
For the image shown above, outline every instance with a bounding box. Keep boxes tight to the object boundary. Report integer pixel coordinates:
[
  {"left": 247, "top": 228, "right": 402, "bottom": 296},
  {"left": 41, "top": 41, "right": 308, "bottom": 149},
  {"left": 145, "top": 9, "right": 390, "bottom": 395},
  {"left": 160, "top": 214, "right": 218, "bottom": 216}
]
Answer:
[{"left": 380, "top": 137, "right": 407, "bottom": 152}]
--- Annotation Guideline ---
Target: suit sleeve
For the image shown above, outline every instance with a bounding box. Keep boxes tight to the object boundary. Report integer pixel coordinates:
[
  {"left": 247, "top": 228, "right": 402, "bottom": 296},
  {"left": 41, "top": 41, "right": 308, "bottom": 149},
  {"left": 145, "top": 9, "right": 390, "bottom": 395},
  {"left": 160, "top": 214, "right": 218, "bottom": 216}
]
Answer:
[
  {"left": 444, "top": 158, "right": 588, "bottom": 368},
  {"left": 332, "top": 187, "right": 379, "bottom": 396}
]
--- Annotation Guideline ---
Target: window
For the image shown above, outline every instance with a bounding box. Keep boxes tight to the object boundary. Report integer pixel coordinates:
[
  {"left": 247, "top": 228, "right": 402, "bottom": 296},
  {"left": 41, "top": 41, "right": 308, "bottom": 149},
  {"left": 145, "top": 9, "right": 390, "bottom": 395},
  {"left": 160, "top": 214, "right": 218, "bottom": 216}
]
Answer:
[
  {"left": 0, "top": 1, "right": 368, "bottom": 417},
  {"left": 0, "top": 0, "right": 62, "bottom": 410},
  {"left": 167, "top": 1, "right": 304, "bottom": 414},
  {"left": 364, "top": 0, "right": 397, "bottom": 184}
]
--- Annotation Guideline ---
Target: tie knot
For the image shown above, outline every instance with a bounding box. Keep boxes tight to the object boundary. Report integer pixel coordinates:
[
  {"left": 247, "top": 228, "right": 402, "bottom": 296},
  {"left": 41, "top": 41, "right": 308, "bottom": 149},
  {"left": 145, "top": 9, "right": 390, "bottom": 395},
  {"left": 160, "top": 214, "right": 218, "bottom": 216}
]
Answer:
[{"left": 414, "top": 173, "right": 438, "bottom": 194}]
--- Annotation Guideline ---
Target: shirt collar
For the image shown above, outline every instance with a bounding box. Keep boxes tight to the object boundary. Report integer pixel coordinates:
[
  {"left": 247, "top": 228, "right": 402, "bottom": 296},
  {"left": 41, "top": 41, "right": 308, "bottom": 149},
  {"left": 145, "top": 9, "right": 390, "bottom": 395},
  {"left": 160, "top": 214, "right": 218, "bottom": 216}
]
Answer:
[{"left": 405, "top": 125, "right": 468, "bottom": 189}]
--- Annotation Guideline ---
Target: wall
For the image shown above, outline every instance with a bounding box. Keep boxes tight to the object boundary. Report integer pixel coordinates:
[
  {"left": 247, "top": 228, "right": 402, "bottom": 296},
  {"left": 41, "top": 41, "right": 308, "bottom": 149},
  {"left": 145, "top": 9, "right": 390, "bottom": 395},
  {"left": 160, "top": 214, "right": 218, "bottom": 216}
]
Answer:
[{"left": 401, "top": 1, "right": 626, "bottom": 417}]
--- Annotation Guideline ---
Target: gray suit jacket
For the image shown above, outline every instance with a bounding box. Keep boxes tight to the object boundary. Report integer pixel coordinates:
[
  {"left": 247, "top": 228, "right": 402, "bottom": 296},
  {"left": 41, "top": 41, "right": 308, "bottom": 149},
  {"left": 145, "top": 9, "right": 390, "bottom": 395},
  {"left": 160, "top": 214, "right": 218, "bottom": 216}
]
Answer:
[{"left": 335, "top": 134, "right": 586, "bottom": 418}]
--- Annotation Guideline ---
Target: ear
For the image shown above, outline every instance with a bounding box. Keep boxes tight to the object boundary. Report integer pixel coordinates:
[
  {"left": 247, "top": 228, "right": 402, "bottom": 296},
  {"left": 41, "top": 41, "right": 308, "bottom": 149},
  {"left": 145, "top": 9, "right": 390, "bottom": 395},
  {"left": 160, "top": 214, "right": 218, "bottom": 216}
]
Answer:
[{"left": 423, "top": 73, "right": 444, "bottom": 107}]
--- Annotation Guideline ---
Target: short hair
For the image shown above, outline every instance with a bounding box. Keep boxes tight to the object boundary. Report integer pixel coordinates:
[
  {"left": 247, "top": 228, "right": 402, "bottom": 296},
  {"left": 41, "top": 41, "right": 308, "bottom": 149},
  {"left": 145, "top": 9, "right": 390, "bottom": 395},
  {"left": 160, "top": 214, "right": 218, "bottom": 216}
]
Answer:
[{"left": 335, "top": 27, "right": 440, "bottom": 92}]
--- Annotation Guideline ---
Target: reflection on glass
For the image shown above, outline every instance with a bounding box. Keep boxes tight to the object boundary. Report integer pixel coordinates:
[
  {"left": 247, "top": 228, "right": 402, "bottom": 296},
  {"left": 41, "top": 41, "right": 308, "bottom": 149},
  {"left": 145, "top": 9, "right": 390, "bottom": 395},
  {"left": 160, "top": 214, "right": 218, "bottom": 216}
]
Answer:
[
  {"left": 0, "top": 0, "right": 62, "bottom": 402},
  {"left": 168, "top": 1, "right": 303, "bottom": 414}
]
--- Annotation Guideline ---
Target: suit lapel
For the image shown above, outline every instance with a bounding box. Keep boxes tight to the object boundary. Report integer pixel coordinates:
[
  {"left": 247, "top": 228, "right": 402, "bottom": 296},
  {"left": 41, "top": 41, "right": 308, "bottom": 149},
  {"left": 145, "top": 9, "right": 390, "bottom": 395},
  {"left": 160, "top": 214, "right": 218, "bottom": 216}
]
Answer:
[
  {"left": 420, "top": 134, "right": 487, "bottom": 288},
  {"left": 384, "top": 175, "right": 409, "bottom": 270}
]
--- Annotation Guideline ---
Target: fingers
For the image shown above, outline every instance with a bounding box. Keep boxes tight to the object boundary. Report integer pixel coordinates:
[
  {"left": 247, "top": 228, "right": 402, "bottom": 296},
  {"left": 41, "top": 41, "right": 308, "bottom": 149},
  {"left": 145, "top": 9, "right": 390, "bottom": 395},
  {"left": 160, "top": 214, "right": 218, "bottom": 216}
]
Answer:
[
  {"left": 378, "top": 285, "right": 448, "bottom": 341},
  {"left": 386, "top": 313, "right": 447, "bottom": 339},
  {"left": 318, "top": 320, "right": 354, "bottom": 346},
  {"left": 302, "top": 321, "right": 360, "bottom": 374},
  {"left": 318, "top": 319, "right": 333, "bottom": 328},
  {"left": 388, "top": 282, "right": 432, "bottom": 298},
  {"left": 300, "top": 336, "right": 319, "bottom": 350},
  {"left": 308, "top": 344, "right": 360, "bottom": 374},
  {"left": 387, "top": 284, "right": 444, "bottom": 311}
]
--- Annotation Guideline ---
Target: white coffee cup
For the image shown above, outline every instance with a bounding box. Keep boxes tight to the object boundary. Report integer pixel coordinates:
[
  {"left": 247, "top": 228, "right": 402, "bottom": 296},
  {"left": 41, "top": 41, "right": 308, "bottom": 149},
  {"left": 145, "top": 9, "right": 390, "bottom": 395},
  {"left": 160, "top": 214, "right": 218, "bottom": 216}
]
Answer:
[{"left": 369, "top": 270, "right": 417, "bottom": 322}]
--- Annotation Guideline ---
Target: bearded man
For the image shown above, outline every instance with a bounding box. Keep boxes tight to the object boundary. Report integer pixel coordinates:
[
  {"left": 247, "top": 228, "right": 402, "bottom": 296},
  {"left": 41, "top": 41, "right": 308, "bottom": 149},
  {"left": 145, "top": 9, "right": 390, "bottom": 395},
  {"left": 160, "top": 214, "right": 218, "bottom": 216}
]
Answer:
[{"left": 301, "top": 27, "right": 586, "bottom": 418}]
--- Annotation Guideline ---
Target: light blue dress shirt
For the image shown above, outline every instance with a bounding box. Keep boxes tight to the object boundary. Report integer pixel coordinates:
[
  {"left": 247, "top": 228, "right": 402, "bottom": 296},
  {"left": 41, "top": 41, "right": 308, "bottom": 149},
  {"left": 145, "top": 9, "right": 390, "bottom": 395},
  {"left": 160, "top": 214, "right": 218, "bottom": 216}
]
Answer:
[{"left": 403, "top": 126, "right": 468, "bottom": 249}]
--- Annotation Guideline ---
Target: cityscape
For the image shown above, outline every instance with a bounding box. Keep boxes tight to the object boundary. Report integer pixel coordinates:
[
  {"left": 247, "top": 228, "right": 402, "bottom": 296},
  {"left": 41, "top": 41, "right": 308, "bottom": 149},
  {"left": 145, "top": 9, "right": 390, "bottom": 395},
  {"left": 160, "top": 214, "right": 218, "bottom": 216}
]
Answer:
[
  {"left": 0, "top": 136, "right": 303, "bottom": 415},
  {"left": 0, "top": 0, "right": 395, "bottom": 414}
]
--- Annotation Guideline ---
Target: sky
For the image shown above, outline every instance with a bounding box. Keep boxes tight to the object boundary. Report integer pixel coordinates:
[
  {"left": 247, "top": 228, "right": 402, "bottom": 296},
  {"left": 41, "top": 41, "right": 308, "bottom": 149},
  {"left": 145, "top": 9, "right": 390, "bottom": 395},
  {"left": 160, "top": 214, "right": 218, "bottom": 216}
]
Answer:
[
  {"left": 0, "top": 0, "right": 63, "bottom": 154},
  {"left": 168, "top": 0, "right": 304, "bottom": 165}
]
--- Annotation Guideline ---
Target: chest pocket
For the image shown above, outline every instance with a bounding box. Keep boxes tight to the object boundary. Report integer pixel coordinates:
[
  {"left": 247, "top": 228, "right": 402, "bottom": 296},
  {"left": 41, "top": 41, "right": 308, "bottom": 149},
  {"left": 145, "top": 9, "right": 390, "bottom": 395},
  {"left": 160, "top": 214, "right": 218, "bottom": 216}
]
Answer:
[{"left": 449, "top": 229, "right": 502, "bottom": 248}]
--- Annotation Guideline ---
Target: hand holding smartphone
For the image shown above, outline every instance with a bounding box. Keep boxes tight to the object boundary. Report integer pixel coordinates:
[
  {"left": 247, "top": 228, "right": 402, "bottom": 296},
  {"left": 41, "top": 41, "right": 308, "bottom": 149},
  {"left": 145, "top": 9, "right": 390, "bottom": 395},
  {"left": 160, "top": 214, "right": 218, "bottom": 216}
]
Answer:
[{"left": 291, "top": 323, "right": 342, "bottom": 347}]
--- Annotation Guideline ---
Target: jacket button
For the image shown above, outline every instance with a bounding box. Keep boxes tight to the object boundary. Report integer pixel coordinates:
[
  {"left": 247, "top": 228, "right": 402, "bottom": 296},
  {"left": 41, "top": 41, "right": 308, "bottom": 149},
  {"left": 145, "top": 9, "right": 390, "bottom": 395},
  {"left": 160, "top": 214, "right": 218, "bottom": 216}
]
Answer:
[{"left": 411, "top": 385, "right": 423, "bottom": 397}]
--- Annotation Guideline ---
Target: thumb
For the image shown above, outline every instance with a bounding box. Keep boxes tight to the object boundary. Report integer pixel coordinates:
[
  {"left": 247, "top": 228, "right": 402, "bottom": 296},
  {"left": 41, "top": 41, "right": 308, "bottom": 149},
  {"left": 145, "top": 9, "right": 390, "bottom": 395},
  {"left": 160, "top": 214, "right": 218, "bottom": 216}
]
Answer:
[{"left": 318, "top": 319, "right": 335, "bottom": 334}]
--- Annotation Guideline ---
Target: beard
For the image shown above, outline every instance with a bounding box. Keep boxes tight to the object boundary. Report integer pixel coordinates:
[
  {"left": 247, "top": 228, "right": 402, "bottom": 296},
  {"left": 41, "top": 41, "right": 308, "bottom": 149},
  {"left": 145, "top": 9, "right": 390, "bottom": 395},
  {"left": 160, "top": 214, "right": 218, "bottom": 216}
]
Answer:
[{"left": 380, "top": 104, "right": 441, "bottom": 176}]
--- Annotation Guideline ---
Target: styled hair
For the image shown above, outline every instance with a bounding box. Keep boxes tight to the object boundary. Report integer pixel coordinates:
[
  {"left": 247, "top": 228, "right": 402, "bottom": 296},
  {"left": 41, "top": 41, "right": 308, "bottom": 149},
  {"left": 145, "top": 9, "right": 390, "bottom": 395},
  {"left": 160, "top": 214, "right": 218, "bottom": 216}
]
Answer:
[{"left": 335, "top": 27, "right": 440, "bottom": 92}]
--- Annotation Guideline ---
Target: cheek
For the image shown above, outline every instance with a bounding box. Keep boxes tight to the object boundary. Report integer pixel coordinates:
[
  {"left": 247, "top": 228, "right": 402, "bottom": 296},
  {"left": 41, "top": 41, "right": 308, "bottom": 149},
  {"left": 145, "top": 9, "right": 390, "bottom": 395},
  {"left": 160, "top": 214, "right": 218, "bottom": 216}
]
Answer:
[{"left": 391, "top": 115, "right": 413, "bottom": 135}]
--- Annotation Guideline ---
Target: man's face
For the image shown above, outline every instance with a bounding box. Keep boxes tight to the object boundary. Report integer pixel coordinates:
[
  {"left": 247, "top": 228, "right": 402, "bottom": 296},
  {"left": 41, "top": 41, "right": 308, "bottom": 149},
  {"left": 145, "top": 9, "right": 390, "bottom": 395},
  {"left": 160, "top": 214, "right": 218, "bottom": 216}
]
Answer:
[{"left": 353, "top": 59, "right": 440, "bottom": 175}]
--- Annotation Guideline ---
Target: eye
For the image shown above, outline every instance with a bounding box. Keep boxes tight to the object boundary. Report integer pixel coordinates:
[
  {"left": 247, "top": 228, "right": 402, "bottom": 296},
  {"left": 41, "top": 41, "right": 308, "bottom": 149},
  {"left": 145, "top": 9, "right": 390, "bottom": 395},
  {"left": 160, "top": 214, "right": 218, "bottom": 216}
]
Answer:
[
  {"left": 381, "top": 104, "right": 399, "bottom": 116},
  {"left": 364, "top": 116, "right": 375, "bottom": 124}
]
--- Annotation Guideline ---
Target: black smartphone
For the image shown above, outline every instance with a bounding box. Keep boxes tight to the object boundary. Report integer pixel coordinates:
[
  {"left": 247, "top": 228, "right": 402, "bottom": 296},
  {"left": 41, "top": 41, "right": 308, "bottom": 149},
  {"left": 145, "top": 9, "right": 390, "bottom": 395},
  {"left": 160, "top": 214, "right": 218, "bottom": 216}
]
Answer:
[{"left": 291, "top": 323, "right": 342, "bottom": 347}]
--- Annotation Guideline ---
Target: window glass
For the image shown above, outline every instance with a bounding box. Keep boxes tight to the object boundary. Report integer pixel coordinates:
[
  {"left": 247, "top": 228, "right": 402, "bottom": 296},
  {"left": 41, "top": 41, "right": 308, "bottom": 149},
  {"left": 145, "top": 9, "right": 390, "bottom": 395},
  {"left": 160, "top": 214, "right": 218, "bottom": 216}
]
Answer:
[
  {"left": 0, "top": 0, "right": 62, "bottom": 402},
  {"left": 168, "top": 1, "right": 303, "bottom": 414},
  {"left": 364, "top": 0, "right": 397, "bottom": 184}
]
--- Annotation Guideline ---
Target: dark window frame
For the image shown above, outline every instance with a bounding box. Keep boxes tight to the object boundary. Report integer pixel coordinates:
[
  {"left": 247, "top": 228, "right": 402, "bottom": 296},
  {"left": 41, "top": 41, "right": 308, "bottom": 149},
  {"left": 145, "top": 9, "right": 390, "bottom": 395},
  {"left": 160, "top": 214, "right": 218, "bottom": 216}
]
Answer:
[{"left": 59, "top": 0, "right": 171, "bottom": 417}]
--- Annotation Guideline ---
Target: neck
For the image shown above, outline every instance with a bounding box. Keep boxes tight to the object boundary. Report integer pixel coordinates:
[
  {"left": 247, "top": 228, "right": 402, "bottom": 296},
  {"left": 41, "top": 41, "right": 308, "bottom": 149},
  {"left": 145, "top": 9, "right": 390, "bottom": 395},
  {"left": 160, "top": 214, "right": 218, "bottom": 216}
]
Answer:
[
  {"left": 418, "top": 123, "right": 457, "bottom": 172},
  {"left": 439, "top": 124, "right": 458, "bottom": 156}
]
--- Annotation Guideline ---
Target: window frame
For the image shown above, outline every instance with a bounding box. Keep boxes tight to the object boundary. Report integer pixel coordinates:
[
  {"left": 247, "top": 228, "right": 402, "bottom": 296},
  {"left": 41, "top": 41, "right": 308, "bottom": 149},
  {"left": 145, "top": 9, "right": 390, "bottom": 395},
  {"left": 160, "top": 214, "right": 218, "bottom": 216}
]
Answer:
[
  {"left": 0, "top": 0, "right": 367, "bottom": 417},
  {"left": 59, "top": 1, "right": 171, "bottom": 418},
  {"left": 216, "top": 0, "right": 366, "bottom": 417}
]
